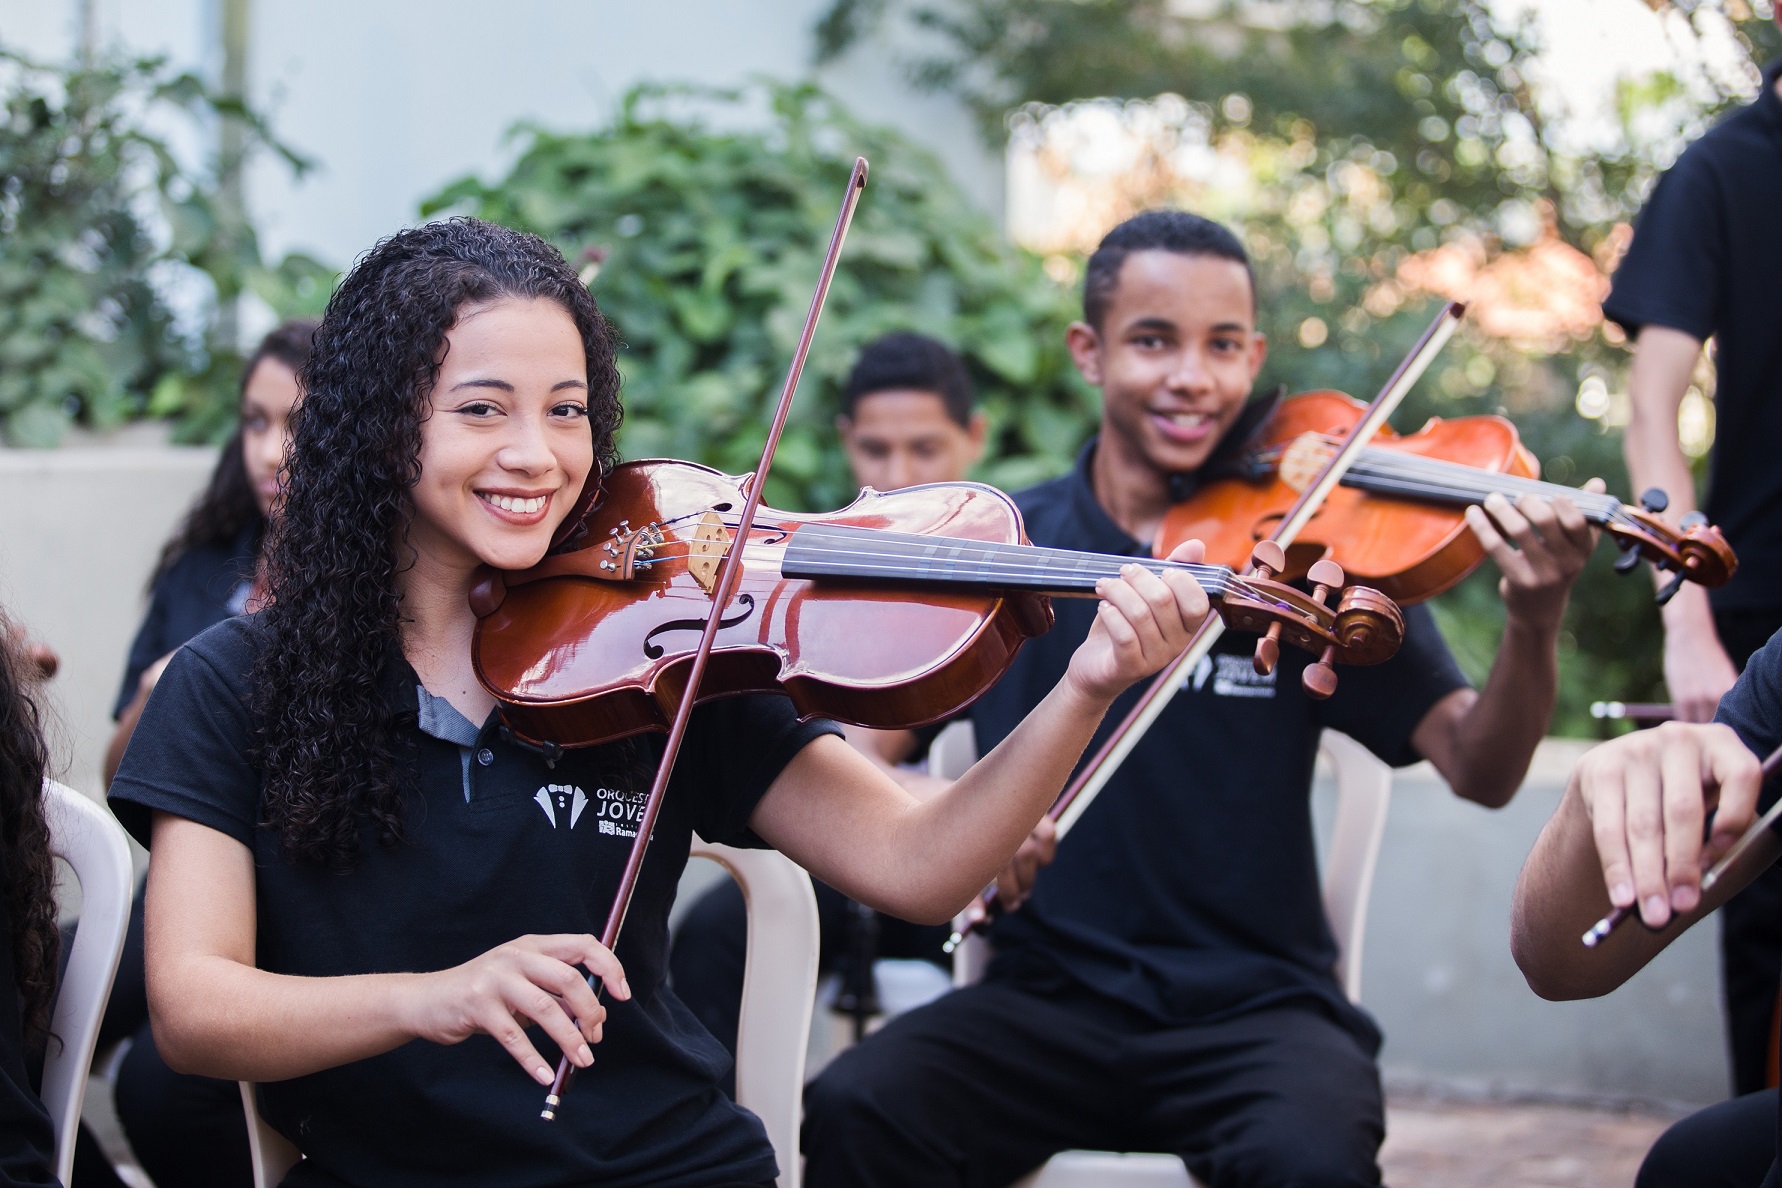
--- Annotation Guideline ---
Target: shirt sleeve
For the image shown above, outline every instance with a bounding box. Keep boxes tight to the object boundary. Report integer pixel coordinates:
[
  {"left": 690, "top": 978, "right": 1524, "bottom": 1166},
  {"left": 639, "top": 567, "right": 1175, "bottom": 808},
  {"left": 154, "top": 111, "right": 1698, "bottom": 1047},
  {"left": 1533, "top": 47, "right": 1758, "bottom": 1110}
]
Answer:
[
  {"left": 1313, "top": 603, "right": 1471, "bottom": 768},
  {"left": 114, "top": 577, "right": 175, "bottom": 720},
  {"left": 1602, "top": 146, "right": 1726, "bottom": 342},
  {"left": 1714, "top": 628, "right": 1782, "bottom": 817},
  {"left": 107, "top": 621, "right": 262, "bottom": 850},
  {"left": 676, "top": 694, "right": 843, "bottom": 849}
]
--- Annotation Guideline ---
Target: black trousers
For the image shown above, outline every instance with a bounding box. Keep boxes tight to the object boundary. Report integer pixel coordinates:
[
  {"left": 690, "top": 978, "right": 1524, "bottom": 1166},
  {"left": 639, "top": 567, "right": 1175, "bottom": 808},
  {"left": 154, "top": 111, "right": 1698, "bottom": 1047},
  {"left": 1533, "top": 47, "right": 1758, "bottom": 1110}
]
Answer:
[
  {"left": 1716, "top": 609, "right": 1782, "bottom": 1095},
  {"left": 802, "top": 979, "right": 1383, "bottom": 1188},
  {"left": 669, "top": 876, "right": 949, "bottom": 1094},
  {"left": 1636, "top": 1087, "right": 1775, "bottom": 1187}
]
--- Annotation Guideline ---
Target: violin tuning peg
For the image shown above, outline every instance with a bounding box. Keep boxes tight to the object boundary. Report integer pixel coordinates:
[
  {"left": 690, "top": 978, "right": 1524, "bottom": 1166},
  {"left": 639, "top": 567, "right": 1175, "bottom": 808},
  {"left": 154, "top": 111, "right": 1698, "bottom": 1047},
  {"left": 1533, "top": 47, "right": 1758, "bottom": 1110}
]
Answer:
[
  {"left": 1680, "top": 511, "right": 1709, "bottom": 531},
  {"left": 1253, "top": 623, "right": 1282, "bottom": 675},
  {"left": 1613, "top": 542, "right": 1643, "bottom": 575},
  {"left": 1306, "top": 559, "right": 1344, "bottom": 608},
  {"left": 1655, "top": 570, "right": 1687, "bottom": 607},
  {"left": 1249, "top": 540, "right": 1286, "bottom": 580},
  {"left": 1301, "top": 646, "right": 1339, "bottom": 700},
  {"left": 1639, "top": 487, "right": 1669, "bottom": 515}
]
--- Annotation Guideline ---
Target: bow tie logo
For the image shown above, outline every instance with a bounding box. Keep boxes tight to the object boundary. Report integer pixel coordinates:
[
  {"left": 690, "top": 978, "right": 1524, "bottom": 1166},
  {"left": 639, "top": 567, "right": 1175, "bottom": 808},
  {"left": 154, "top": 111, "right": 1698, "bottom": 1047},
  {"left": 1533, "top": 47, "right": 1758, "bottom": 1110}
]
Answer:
[{"left": 534, "top": 784, "right": 589, "bottom": 830}]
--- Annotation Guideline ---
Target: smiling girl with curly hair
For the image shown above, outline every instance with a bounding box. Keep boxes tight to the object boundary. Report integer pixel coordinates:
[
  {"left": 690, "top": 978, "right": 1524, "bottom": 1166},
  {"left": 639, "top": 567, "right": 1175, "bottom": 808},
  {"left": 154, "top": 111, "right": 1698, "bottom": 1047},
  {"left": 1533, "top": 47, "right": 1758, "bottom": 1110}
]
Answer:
[{"left": 107, "top": 217, "right": 1209, "bottom": 1187}]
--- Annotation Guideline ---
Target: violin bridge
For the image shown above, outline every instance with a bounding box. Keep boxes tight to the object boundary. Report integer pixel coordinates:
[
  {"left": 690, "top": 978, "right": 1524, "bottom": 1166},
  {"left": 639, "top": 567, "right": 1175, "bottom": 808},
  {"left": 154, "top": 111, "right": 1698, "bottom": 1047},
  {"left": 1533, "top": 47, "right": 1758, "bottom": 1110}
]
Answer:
[
  {"left": 687, "top": 511, "right": 733, "bottom": 595},
  {"left": 1279, "top": 433, "right": 1333, "bottom": 495}
]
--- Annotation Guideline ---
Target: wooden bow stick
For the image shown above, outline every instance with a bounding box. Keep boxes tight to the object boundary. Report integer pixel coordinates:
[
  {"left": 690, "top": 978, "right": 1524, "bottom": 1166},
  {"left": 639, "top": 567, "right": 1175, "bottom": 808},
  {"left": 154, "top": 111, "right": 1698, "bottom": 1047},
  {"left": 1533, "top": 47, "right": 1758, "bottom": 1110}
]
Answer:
[
  {"left": 542, "top": 158, "right": 869, "bottom": 1119},
  {"left": 946, "top": 301, "right": 1465, "bottom": 951}
]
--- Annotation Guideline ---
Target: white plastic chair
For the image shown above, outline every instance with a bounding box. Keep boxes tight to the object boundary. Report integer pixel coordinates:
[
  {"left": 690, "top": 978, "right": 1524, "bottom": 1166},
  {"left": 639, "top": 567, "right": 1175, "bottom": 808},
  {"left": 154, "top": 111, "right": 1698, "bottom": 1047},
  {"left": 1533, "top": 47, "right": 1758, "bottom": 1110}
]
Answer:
[
  {"left": 929, "top": 722, "right": 1394, "bottom": 1188},
  {"left": 243, "top": 836, "right": 820, "bottom": 1188},
  {"left": 41, "top": 780, "right": 135, "bottom": 1187}
]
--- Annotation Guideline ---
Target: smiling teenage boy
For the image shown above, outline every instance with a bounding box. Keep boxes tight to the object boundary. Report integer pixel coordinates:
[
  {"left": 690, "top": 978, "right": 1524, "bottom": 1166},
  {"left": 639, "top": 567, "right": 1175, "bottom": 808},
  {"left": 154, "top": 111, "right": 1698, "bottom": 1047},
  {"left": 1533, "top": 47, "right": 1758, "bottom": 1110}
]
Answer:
[{"left": 802, "top": 210, "right": 1599, "bottom": 1188}]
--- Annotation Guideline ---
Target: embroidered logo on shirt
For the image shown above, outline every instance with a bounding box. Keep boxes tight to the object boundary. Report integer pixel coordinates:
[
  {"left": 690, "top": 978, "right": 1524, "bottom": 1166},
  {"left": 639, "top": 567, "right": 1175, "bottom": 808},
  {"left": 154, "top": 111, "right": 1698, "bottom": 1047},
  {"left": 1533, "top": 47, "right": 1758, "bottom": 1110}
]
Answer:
[
  {"left": 534, "top": 784, "right": 589, "bottom": 830},
  {"left": 590, "top": 784, "right": 650, "bottom": 839},
  {"left": 1184, "top": 653, "right": 1276, "bottom": 699}
]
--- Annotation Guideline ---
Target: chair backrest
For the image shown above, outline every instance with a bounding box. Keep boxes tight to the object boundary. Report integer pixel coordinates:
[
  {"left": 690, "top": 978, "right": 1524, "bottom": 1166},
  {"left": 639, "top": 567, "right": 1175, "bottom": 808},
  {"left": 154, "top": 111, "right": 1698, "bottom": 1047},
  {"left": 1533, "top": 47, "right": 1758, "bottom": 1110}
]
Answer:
[
  {"left": 934, "top": 723, "right": 1393, "bottom": 1005},
  {"left": 690, "top": 837, "right": 820, "bottom": 1188},
  {"left": 242, "top": 837, "right": 821, "bottom": 1188},
  {"left": 1315, "top": 729, "right": 1393, "bottom": 1003},
  {"left": 41, "top": 780, "right": 135, "bottom": 1187}
]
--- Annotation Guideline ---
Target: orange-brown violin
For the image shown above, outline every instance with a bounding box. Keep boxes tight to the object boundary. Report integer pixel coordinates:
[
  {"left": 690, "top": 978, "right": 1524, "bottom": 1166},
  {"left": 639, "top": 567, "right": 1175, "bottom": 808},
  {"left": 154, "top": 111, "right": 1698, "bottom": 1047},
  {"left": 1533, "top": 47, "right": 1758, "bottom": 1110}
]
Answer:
[
  {"left": 1160, "top": 390, "right": 1736, "bottom": 606},
  {"left": 470, "top": 458, "right": 1406, "bottom": 750}
]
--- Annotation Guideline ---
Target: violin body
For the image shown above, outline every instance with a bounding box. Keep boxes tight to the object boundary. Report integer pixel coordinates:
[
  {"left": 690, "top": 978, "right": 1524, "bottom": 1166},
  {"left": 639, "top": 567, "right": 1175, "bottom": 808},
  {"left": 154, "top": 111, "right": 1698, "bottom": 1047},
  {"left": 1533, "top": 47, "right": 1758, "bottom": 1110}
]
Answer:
[
  {"left": 473, "top": 459, "right": 1054, "bottom": 747},
  {"left": 1161, "top": 389, "right": 1736, "bottom": 606},
  {"left": 1163, "top": 391, "right": 1535, "bottom": 603}
]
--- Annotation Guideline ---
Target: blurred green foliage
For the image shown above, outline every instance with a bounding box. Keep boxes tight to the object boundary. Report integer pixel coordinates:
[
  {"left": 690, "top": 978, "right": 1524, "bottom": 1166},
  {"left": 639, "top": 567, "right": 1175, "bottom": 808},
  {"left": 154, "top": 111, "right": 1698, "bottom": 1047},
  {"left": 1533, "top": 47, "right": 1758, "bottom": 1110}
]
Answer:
[
  {"left": 814, "top": 0, "right": 1781, "bottom": 734},
  {"left": 424, "top": 81, "right": 1090, "bottom": 512},
  {"left": 0, "top": 46, "right": 333, "bottom": 445}
]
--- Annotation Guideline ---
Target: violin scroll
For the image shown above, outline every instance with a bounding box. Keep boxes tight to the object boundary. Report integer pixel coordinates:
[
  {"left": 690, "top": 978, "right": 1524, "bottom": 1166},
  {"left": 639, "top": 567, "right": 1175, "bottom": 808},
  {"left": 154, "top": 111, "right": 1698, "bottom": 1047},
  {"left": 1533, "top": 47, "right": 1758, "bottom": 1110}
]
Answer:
[
  {"left": 1604, "top": 495, "right": 1737, "bottom": 607},
  {"left": 1218, "top": 545, "right": 1405, "bottom": 701}
]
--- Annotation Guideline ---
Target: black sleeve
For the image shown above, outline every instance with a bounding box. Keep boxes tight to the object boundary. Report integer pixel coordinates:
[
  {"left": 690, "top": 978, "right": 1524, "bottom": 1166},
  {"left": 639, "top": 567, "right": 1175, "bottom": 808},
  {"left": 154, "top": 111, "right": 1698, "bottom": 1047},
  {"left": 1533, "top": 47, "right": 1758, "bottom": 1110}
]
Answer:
[
  {"left": 106, "top": 620, "right": 262, "bottom": 850},
  {"left": 1314, "top": 603, "right": 1471, "bottom": 768},
  {"left": 114, "top": 575, "right": 176, "bottom": 720},
  {"left": 1714, "top": 628, "right": 1782, "bottom": 817},
  {"left": 675, "top": 694, "right": 843, "bottom": 849},
  {"left": 1602, "top": 146, "right": 1725, "bottom": 342}
]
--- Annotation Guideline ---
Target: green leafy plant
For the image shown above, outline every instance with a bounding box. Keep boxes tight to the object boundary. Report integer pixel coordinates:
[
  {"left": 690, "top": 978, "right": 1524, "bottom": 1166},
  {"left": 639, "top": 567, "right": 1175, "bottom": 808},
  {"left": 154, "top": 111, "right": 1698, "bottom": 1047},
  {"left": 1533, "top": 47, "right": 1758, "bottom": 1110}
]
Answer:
[
  {"left": 0, "top": 45, "right": 329, "bottom": 445},
  {"left": 424, "top": 80, "right": 1089, "bottom": 512}
]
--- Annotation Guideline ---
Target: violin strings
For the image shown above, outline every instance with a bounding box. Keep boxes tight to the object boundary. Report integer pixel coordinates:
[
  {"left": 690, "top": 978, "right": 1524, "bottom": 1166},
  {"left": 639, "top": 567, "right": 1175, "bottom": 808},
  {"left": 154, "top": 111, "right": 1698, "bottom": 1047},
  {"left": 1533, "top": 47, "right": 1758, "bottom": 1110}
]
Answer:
[
  {"left": 639, "top": 534, "right": 1250, "bottom": 596},
  {"left": 622, "top": 527, "right": 1316, "bottom": 616},
  {"left": 1344, "top": 450, "right": 1626, "bottom": 517},
  {"left": 1255, "top": 436, "right": 1630, "bottom": 522}
]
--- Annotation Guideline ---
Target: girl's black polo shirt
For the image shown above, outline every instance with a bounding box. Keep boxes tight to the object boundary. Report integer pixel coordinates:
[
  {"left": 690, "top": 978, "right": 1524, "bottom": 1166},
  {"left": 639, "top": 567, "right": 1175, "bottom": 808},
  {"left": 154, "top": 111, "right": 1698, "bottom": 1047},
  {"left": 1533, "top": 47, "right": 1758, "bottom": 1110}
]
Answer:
[{"left": 109, "top": 615, "right": 839, "bottom": 1188}]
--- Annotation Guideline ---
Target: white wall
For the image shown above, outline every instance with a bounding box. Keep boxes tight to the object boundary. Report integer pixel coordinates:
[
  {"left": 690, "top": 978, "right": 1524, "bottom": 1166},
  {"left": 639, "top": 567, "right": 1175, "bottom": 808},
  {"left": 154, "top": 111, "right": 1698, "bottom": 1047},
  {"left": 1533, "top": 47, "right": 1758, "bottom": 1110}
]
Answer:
[
  {"left": 0, "top": 446, "right": 216, "bottom": 800},
  {"left": 1, "top": 0, "right": 1002, "bottom": 276}
]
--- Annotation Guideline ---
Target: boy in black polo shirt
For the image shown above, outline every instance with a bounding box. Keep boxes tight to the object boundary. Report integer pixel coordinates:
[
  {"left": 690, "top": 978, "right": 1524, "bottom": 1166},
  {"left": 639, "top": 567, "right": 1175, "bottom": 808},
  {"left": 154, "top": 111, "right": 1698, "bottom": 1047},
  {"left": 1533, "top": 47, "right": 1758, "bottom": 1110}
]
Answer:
[
  {"left": 803, "top": 211, "right": 1599, "bottom": 1188},
  {"left": 1606, "top": 35, "right": 1782, "bottom": 1097}
]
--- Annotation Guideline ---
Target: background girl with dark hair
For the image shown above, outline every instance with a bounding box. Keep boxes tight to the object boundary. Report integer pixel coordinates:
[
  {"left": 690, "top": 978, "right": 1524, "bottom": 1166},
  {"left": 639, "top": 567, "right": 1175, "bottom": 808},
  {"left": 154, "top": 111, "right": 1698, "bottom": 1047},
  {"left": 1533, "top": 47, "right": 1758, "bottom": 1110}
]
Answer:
[
  {"left": 105, "top": 317, "right": 318, "bottom": 788},
  {"left": 0, "top": 613, "right": 66, "bottom": 1187},
  {"left": 98, "top": 318, "right": 315, "bottom": 1188},
  {"left": 106, "top": 217, "right": 1210, "bottom": 1188}
]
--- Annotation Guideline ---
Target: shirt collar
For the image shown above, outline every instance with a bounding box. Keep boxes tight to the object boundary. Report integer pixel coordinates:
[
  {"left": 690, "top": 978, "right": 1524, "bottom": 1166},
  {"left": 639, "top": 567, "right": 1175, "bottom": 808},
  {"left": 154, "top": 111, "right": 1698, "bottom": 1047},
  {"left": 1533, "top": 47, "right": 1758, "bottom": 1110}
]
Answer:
[
  {"left": 416, "top": 686, "right": 483, "bottom": 747},
  {"left": 1068, "top": 389, "right": 1281, "bottom": 556},
  {"left": 1067, "top": 439, "right": 1146, "bottom": 556}
]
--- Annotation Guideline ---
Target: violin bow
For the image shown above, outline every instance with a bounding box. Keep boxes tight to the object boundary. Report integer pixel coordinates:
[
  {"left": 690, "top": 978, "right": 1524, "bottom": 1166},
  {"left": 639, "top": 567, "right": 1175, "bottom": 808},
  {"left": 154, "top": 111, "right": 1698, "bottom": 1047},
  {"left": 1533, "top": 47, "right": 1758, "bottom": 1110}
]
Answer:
[
  {"left": 947, "top": 300, "right": 1466, "bottom": 952},
  {"left": 542, "top": 157, "right": 870, "bottom": 1120}
]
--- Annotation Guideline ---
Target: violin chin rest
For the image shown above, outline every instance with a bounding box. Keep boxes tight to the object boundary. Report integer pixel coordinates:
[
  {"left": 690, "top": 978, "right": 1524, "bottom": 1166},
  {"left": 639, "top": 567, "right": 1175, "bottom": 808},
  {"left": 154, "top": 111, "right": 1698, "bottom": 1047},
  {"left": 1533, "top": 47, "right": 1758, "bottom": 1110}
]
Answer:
[{"left": 469, "top": 568, "right": 508, "bottom": 618}]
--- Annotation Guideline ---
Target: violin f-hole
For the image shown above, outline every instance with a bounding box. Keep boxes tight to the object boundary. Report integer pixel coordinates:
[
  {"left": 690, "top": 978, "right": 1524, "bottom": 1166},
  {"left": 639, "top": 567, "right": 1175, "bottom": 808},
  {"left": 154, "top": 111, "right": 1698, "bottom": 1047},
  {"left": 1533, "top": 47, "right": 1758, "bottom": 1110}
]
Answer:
[{"left": 641, "top": 594, "right": 758, "bottom": 660}]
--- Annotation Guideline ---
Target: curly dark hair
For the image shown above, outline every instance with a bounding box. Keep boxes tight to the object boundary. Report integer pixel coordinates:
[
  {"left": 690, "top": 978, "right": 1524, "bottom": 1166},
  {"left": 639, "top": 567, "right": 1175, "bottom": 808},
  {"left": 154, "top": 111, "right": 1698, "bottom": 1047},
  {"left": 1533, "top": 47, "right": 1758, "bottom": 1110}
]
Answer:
[
  {"left": 0, "top": 616, "right": 60, "bottom": 1041},
  {"left": 252, "top": 219, "right": 623, "bottom": 867},
  {"left": 150, "top": 318, "right": 320, "bottom": 587}
]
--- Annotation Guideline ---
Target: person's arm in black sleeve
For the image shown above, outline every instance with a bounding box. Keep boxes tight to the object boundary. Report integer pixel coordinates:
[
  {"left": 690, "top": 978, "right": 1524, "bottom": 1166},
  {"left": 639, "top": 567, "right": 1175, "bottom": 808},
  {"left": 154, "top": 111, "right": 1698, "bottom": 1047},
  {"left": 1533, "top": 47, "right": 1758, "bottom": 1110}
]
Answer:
[{"left": 1605, "top": 149, "right": 1734, "bottom": 723}]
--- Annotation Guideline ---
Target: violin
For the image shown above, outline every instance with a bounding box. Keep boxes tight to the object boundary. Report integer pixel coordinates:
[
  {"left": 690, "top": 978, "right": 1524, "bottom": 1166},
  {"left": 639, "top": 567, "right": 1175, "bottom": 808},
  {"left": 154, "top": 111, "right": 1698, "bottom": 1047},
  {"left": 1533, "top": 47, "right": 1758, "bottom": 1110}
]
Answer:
[
  {"left": 470, "top": 457, "right": 1407, "bottom": 750},
  {"left": 1161, "top": 390, "right": 1737, "bottom": 606}
]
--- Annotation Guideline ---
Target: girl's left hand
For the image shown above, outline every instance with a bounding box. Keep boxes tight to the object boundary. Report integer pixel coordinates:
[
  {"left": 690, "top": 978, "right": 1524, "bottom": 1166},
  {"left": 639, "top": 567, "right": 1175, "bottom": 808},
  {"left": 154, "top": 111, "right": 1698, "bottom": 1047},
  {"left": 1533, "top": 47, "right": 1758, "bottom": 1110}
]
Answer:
[{"left": 1065, "top": 539, "right": 1210, "bottom": 705}]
